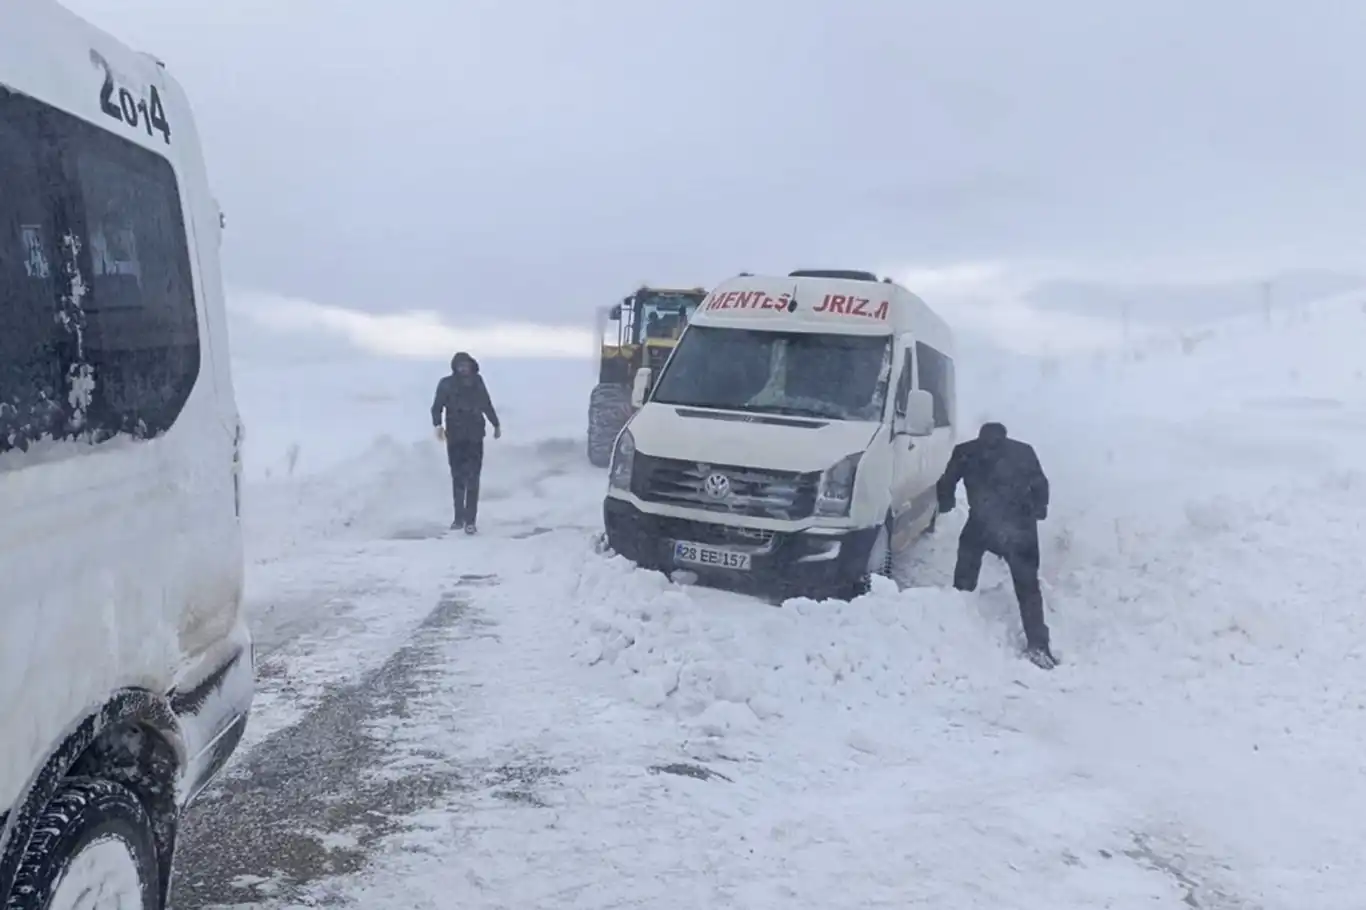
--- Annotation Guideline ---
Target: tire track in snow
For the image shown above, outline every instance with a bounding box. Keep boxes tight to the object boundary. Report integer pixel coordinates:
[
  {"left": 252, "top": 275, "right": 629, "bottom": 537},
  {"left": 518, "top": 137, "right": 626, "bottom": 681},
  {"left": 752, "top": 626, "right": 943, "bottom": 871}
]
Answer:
[{"left": 171, "top": 574, "right": 498, "bottom": 909}]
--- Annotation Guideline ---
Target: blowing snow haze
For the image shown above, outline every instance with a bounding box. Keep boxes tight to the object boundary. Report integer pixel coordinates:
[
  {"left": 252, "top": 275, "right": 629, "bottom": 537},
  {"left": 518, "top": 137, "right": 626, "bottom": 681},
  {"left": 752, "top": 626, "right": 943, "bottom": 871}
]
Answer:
[
  {"left": 61, "top": 0, "right": 1366, "bottom": 356},
  {"left": 10, "top": 2, "right": 1366, "bottom": 906}
]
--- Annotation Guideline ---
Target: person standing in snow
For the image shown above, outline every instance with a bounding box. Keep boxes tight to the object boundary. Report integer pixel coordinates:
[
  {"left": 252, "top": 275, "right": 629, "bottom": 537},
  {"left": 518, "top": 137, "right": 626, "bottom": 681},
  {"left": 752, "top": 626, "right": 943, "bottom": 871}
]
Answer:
[
  {"left": 431, "top": 351, "right": 501, "bottom": 533},
  {"left": 936, "top": 421, "right": 1057, "bottom": 669}
]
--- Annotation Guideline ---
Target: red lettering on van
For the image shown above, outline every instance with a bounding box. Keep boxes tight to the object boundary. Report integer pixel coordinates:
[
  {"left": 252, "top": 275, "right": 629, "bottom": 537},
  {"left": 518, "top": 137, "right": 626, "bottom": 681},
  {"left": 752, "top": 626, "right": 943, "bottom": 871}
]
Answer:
[
  {"left": 813, "top": 294, "right": 890, "bottom": 320},
  {"left": 703, "top": 289, "right": 792, "bottom": 313}
]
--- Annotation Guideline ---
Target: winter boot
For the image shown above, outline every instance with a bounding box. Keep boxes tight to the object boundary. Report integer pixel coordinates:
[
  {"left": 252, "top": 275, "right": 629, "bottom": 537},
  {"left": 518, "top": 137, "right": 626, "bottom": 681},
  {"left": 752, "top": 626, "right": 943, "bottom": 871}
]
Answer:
[{"left": 1024, "top": 644, "right": 1058, "bottom": 670}]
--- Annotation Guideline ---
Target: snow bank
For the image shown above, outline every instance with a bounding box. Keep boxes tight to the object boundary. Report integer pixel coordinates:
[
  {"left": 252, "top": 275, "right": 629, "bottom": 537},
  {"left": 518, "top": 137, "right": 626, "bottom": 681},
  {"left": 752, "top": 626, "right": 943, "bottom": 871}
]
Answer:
[
  {"left": 571, "top": 556, "right": 1028, "bottom": 746},
  {"left": 286, "top": 526, "right": 1212, "bottom": 910}
]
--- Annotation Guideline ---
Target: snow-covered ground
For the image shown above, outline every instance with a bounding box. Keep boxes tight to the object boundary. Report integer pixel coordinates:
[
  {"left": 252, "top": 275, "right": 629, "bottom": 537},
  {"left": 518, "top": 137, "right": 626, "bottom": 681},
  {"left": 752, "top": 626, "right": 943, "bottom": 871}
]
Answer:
[{"left": 197, "top": 296, "right": 1366, "bottom": 909}]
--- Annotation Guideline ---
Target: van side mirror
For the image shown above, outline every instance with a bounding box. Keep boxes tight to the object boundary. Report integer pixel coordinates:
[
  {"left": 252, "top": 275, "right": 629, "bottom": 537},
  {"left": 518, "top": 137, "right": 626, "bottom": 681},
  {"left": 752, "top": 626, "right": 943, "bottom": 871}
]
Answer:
[
  {"left": 895, "top": 389, "right": 935, "bottom": 437},
  {"left": 608, "top": 304, "right": 621, "bottom": 321},
  {"left": 631, "top": 367, "right": 653, "bottom": 409}
]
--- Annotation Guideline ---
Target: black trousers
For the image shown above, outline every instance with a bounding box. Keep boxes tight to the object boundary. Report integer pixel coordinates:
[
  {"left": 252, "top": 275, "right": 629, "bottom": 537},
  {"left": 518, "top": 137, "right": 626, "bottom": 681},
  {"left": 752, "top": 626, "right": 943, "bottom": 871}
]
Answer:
[
  {"left": 952, "top": 517, "right": 1049, "bottom": 650},
  {"left": 446, "top": 437, "right": 484, "bottom": 525}
]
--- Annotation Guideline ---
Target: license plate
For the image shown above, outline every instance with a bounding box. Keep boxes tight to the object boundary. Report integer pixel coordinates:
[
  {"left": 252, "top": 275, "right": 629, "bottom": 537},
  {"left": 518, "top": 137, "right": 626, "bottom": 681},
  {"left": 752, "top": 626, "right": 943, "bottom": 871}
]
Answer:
[{"left": 673, "top": 540, "right": 751, "bottom": 571}]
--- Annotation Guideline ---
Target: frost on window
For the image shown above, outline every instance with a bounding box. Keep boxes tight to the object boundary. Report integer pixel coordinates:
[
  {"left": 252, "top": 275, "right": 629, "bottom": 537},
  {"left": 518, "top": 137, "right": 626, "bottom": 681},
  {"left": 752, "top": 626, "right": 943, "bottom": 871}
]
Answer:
[
  {"left": 0, "top": 102, "right": 69, "bottom": 455},
  {"left": 744, "top": 335, "right": 891, "bottom": 422},
  {"left": 1, "top": 82, "right": 200, "bottom": 467},
  {"left": 90, "top": 224, "right": 143, "bottom": 283},
  {"left": 75, "top": 145, "right": 200, "bottom": 440},
  {"left": 653, "top": 327, "right": 891, "bottom": 422},
  {"left": 20, "top": 224, "right": 50, "bottom": 279},
  {"left": 59, "top": 232, "right": 96, "bottom": 427}
]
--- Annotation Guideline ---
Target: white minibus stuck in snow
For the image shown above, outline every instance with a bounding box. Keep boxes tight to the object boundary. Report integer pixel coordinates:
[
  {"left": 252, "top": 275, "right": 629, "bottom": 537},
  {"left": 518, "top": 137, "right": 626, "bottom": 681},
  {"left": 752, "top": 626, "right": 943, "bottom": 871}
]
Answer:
[
  {"left": 1, "top": 2, "right": 252, "bottom": 907},
  {"left": 602, "top": 268, "right": 957, "bottom": 600}
]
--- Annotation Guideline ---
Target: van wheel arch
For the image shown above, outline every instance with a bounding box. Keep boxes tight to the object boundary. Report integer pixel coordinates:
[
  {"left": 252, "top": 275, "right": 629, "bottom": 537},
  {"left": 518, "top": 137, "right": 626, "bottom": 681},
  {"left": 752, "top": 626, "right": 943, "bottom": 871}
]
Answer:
[
  {"left": 0, "top": 689, "right": 185, "bottom": 907},
  {"left": 840, "top": 513, "right": 896, "bottom": 600}
]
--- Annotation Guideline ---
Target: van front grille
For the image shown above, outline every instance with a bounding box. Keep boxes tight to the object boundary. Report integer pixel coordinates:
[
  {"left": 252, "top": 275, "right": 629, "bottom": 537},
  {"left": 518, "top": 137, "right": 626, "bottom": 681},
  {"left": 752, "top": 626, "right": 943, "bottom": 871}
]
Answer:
[{"left": 632, "top": 454, "right": 819, "bottom": 520}]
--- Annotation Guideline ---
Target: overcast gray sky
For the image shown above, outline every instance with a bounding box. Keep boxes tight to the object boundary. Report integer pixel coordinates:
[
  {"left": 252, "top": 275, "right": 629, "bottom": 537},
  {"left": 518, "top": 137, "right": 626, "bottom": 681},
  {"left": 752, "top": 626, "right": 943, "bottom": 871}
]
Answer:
[{"left": 64, "top": 0, "right": 1366, "bottom": 336}]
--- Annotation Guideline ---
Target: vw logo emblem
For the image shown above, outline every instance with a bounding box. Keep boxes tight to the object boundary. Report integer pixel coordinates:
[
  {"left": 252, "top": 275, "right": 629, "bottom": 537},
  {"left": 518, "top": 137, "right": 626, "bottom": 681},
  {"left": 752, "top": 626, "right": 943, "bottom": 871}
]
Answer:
[{"left": 703, "top": 472, "right": 731, "bottom": 500}]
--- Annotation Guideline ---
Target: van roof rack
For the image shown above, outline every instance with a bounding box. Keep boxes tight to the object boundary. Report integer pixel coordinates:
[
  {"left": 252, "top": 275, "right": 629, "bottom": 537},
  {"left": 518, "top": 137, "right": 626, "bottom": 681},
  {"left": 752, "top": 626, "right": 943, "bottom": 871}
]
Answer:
[{"left": 788, "top": 269, "right": 880, "bottom": 282}]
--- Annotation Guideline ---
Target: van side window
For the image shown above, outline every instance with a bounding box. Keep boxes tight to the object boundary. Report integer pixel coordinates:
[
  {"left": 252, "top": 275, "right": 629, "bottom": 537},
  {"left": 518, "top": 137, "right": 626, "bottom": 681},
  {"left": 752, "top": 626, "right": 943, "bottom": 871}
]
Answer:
[
  {"left": 0, "top": 100, "right": 68, "bottom": 453},
  {"left": 0, "top": 85, "right": 200, "bottom": 463},
  {"left": 915, "top": 341, "right": 954, "bottom": 428},
  {"left": 72, "top": 137, "right": 200, "bottom": 440},
  {"left": 893, "top": 346, "right": 915, "bottom": 416}
]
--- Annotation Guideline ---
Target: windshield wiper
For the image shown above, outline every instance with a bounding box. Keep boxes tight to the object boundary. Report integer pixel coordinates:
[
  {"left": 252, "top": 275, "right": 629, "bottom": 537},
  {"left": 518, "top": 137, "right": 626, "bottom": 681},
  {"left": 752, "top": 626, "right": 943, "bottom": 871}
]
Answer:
[
  {"left": 762, "top": 404, "right": 849, "bottom": 419},
  {"left": 656, "top": 400, "right": 850, "bottom": 420}
]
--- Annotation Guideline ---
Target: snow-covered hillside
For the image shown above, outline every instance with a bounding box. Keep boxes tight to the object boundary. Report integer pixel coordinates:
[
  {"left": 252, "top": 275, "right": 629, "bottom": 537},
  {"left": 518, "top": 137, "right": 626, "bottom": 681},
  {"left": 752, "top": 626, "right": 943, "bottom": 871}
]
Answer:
[{"left": 215, "top": 296, "right": 1366, "bottom": 909}]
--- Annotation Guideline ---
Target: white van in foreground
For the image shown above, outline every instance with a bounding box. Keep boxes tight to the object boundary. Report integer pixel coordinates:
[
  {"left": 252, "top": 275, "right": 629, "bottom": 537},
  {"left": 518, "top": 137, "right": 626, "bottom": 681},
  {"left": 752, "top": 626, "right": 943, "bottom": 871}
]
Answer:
[
  {"left": 1, "top": 2, "right": 252, "bottom": 907},
  {"left": 603, "top": 269, "right": 957, "bottom": 600}
]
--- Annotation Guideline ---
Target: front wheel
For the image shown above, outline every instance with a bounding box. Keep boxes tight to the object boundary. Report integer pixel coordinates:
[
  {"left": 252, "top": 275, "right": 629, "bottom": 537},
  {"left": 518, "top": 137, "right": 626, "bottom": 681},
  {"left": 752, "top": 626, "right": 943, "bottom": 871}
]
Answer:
[
  {"left": 7, "top": 778, "right": 161, "bottom": 910},
  {"left": 843, "top": 520, "right": 894, "bottom": 600},
  {"left": 587, "top": 383, "right": 633, "bottom": 468}
]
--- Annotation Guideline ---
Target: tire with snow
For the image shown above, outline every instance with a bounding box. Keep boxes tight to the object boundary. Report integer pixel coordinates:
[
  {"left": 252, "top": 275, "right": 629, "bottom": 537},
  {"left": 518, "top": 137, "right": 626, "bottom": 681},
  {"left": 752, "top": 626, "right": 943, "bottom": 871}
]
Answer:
[
  {"left": 6, "top": 778, "right": 160, "bottom": 910},
  {"left": 587, "top": 383, "right": 633, "bottom": 468},
  {"left": 841, "top": 518, "right": 895, "bottom": 601}
]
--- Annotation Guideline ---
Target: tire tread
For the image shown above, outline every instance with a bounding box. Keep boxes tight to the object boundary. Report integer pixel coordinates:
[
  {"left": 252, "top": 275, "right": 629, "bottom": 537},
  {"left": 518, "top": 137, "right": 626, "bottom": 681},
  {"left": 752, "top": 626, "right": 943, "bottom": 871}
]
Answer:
[
  {"left": 6, "top": 777, "right": 158, "bottom": 910},
  {"left": 587, "top": 383, "right": 633, "bottom": 468}
]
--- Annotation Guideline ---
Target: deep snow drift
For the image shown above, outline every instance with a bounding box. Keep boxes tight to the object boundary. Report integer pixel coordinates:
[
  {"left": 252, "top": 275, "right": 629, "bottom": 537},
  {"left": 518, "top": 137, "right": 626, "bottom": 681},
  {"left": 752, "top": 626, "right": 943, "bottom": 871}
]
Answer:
[{"left": 227, "top": 295, "right": 1366, "bottom": 908}]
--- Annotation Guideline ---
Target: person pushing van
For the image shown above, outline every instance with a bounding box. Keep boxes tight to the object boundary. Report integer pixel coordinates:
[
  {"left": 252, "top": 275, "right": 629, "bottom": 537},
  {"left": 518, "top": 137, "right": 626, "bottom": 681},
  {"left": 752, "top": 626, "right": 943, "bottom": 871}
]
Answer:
[
  {"left": 431, "top": 351, "right": 501, "bottom": 533},
  {"left": 936, "top": 421, "right": 1057, "bottom": 669}
]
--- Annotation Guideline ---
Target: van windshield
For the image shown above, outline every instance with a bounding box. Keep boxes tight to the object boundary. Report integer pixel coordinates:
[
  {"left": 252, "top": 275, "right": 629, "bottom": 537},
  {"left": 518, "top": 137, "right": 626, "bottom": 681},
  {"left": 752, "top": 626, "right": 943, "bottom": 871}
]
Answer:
[{"left": 650, "top": 326, "right": 891, "bottom": 421}]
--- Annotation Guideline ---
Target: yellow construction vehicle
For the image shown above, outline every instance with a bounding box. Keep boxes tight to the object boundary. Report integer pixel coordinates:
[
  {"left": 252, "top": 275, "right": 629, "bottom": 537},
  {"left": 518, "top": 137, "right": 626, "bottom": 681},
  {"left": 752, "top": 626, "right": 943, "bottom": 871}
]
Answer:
[{"left": 587, "top": 284, "right": 706, "bottom": 467}]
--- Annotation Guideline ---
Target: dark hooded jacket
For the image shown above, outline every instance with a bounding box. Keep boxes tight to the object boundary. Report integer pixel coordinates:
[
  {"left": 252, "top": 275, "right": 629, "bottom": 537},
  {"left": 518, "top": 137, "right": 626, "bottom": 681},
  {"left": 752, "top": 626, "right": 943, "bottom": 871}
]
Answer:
[
  {"left": 431, "top": 352, "right": 500, "bottom": 440},
  {"left": 937, "top": 422, "right": 1049, "bottom": 537}
]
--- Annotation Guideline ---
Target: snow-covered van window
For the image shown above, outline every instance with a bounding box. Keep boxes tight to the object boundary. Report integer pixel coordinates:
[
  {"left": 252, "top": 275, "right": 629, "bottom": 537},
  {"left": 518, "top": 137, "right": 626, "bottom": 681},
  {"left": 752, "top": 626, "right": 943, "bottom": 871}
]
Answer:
[
  {"left": 0, "top": 102, "right": 68, "bottom": 452},
  {"left": 651, "top": 326, "right": 892, "bottom": 422},
  {"left": 0, "top": 84, "right": 199, "bottom": 461}
]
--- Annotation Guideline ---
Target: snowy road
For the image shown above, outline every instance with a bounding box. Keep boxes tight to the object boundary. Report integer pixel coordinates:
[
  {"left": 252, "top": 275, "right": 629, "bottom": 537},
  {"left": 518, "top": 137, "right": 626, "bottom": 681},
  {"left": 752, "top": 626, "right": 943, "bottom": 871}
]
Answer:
[
  {"left": 168, "top": 435, "right": 596, "bottom": 906},
  {"left": 173, "top": 578, "right": 487, "bottom": 907},
  {"left": 171, "top": 299, "right": 1366, "bottom": 909}
]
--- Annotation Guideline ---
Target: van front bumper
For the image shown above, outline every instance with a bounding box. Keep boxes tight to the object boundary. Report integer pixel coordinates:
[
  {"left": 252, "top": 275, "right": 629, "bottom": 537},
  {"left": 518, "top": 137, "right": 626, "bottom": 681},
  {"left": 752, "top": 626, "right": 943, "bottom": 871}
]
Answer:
[{"left": 603, "top": 496, "right": 878, "bottom": 600}]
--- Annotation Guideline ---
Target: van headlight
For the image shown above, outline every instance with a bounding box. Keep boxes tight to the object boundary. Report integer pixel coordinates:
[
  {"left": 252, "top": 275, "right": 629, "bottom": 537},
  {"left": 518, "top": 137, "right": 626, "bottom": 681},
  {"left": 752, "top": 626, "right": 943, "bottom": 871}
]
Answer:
[
  {"left": 608, "top": 428, "right": 635, "bottom": 491},
  {"left": 815, "top": 451, "right": 862, "bottom": 517}
]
